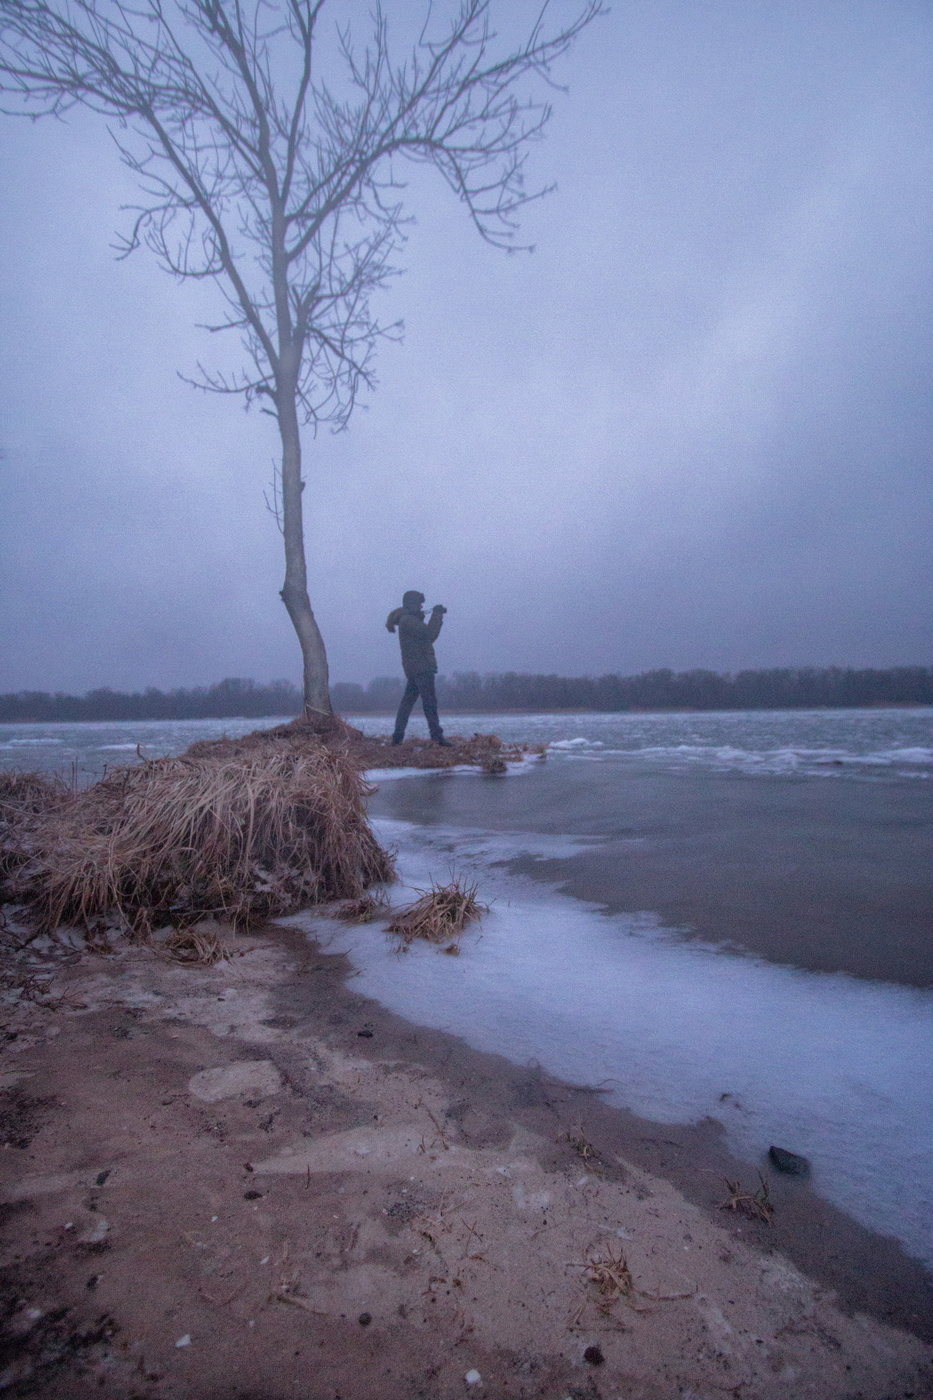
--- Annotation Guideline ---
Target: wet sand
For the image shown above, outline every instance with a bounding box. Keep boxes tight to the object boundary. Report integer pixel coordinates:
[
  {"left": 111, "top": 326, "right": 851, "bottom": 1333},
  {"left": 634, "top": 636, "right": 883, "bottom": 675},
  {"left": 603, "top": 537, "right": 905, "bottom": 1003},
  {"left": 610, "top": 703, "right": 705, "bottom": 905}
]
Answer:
[{"left": 1, "top": 921, "right": 931, "bottom": 1398}]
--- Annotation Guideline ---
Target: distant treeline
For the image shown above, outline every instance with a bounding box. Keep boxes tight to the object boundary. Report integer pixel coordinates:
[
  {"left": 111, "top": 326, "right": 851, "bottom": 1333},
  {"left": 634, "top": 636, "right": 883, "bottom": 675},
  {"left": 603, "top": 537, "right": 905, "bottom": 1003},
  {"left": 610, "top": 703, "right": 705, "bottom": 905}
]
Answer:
[
  {"left": 0, "top": 677, "right": 303, "bottom": 723},
  {"left": 335, "top": 667, "right": 933, "bottom": 713},
  {"left": 2, "top": 667, "right": 931, "bottom": 723}
]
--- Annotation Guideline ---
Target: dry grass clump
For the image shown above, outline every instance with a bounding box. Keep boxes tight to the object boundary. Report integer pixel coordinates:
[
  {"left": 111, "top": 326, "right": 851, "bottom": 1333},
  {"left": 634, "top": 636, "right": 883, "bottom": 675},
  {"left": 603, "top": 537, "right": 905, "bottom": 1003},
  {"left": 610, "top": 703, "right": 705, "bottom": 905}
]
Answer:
[
  {"left": 0, "top": 770, "right": 69, "bottom": 819},
  {"left": 585, "top": 1244, "right": 636, "bottom": 1312},
  {"left": 7, "top": 745, "right": 393, "bottom": 935},
  {"left": 353, "top": 731, "right": 523, "bottom": 773},
  {"left": 0, "top": 770, "right": 70, "bottom": 889},
  {"left": 718, "top": 1173, "right": 775, "bottom": 1224},
  {"left": 387, "top": 877, "right": 486, "bottom": 950}
]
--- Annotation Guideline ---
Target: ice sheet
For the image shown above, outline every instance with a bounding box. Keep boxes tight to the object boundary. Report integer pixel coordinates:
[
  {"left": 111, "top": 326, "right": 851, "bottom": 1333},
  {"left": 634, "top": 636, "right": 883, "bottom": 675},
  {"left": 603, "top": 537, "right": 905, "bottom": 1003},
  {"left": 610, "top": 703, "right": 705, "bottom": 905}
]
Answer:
[{"left": 289, "top": 816, "right": 933, "bottom": 1271}]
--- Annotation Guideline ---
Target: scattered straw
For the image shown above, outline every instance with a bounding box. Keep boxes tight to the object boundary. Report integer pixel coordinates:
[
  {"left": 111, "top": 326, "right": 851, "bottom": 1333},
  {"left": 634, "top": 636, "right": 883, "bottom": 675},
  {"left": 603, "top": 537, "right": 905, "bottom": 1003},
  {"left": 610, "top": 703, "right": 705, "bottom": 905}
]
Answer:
[
  {"left": 575, "top": 1242, "right": 693, "bottom": 1325},
  {"left": 387, "top": 877, "right": 487, "bottom": 948},
  {"left": 165, "top": 927, "right": 227, "bottom": 966},
  {"left": 0, "top": 966, "right": 62, "bottom": 1007},
  {"left": 335, "top": 893, "right": 388, "bottom": 924}
]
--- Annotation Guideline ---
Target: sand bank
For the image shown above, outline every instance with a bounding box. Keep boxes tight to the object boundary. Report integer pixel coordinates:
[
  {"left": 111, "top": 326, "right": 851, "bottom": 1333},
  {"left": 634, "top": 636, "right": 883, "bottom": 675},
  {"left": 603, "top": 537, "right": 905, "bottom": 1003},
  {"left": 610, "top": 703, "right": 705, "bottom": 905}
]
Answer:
[{"left": 1, "top": 921, "right": 931, "bottom": 1399}]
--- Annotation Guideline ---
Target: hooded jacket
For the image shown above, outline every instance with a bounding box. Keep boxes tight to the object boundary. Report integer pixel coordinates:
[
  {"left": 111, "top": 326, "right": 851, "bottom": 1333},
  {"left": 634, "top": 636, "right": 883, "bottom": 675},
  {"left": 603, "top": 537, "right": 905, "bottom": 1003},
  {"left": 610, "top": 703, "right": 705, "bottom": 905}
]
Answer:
[{"left": 386, "top": 602, "right": 444, "bottom": 678}]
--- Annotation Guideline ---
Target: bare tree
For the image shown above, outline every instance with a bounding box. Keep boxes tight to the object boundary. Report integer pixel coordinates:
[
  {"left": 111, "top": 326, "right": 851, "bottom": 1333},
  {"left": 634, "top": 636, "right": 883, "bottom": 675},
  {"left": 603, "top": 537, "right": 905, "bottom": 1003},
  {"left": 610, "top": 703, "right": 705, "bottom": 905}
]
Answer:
[{"left": 0, "top": 0, "right": 601, "bottom": 714}]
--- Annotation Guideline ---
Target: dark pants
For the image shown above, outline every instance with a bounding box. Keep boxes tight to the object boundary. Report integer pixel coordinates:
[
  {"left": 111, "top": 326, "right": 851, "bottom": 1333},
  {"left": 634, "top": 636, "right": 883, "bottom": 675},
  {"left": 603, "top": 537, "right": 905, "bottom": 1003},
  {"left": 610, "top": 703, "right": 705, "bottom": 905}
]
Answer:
[{"left": 393, "top": 672, "right": 444, "bottom": 743}]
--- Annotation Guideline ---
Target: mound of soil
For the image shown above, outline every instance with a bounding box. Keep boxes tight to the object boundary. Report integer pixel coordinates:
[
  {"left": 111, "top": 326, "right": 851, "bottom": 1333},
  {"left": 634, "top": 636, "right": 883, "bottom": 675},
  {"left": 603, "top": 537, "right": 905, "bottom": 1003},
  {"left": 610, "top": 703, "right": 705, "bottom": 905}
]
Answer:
[{"left": 185, "top": 715, "right": 534, "bottom": 775}]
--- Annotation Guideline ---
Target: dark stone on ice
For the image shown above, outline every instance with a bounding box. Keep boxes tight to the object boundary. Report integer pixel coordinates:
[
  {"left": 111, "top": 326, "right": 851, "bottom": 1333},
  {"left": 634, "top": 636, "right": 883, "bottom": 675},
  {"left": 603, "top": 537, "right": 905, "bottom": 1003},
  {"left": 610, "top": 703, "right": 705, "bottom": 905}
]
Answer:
[
  {"left": 583, "top": 1345, "right": 605, "bottom": 1366},
  {"left": 358, "top": 1312, "right": 372, "bottom": 1326},
  {"left": 768, "top": 1145, "right": 810, "bottom": 1176}
]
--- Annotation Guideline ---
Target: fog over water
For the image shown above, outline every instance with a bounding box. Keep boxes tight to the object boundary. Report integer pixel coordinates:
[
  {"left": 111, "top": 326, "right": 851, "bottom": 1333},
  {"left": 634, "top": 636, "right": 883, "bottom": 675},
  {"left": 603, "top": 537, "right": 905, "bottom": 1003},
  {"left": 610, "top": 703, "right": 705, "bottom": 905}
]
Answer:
[{"left": 1, "top": 0, "right": 932, "bottom": 692}]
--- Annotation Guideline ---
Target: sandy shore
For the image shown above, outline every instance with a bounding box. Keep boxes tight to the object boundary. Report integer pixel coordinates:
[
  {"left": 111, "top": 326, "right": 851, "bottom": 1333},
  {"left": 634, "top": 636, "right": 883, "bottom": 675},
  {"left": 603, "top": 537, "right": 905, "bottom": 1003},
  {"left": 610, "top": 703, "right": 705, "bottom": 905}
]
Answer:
[{"left": 1, "top": 920, "right": 932, "bottom": 1399}]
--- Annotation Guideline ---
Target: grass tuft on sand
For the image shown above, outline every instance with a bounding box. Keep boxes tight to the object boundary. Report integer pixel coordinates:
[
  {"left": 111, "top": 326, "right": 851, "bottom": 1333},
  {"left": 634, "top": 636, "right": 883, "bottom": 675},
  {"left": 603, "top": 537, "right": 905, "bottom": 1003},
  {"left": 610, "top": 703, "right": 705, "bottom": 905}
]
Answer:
[
  {"left": 718, "top": 1173, "right": 775, "bottom": 1224},
  {"left": 2, "top": 745, "right": 393, "bottom": 936},
  {"left": 585, "top": 1243, "right": 636, "bottom": 1310}
]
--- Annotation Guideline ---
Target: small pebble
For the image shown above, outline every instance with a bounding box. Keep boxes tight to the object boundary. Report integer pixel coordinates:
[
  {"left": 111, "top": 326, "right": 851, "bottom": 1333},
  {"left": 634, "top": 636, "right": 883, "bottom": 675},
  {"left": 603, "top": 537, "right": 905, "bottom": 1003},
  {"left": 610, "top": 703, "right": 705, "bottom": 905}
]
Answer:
[
  {"left": 175, "top": 1335, "right": 191, "bottom": 1349},
  {"left": 358, "top": 1312, "right": 371, "bottom": 1326},
  {"left": 583, "top": 1344, "right": 605, "bottom": 1366},
  {"left": 465, "top": 1369, "right": 482, "bottom": 1385}
]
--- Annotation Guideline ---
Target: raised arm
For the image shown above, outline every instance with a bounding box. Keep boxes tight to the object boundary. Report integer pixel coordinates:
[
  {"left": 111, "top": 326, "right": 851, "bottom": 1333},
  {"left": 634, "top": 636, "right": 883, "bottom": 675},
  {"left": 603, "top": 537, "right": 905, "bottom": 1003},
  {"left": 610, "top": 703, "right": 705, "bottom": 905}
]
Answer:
[
  {"left": 425, "top": 605, "right": 446, "bottom": 643},
  {"left": 399, "top": 606, "right": 445, "bottom": 645}
]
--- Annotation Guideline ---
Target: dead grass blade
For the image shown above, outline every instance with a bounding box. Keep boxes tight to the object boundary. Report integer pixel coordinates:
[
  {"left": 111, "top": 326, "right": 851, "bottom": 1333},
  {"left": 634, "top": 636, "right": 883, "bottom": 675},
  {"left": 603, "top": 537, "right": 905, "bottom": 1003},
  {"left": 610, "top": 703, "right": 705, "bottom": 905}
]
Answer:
[
  {"left": 274, "top": 1287, "right": 327, "bottom": 1316},
  {"left": 386, "top": 877, "right": 487, "bottom": 949},
  {"left": 563, "top": 1130, "right": 603, "bottom": 1174}
]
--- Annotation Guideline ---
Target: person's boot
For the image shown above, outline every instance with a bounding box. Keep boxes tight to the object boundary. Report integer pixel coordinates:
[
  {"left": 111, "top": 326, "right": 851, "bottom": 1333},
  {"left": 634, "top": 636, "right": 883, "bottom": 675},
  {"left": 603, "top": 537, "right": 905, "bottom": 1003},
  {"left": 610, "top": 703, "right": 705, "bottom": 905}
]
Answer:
[
  {"left": 431, "top": 731, "right": 452, "bottom": 747},
  {"left": 391, "top": 734, "right": 404, "bottom": 746}
]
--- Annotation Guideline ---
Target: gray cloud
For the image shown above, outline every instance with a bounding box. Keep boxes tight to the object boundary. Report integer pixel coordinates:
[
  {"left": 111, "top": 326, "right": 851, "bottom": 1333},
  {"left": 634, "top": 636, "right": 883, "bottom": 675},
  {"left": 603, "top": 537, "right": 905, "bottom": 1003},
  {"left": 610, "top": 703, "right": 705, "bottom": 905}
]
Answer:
[{"left": 1, "top": 0, "right": 931, "bottom": 691}]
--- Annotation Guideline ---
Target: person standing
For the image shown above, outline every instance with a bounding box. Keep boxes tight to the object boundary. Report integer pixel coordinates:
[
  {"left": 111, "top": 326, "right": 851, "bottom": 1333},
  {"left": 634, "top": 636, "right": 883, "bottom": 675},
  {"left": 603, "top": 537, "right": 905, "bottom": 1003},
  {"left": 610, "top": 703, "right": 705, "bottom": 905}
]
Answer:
[{"left": 385, "top": 590, "right": 450, "bottom": 745}]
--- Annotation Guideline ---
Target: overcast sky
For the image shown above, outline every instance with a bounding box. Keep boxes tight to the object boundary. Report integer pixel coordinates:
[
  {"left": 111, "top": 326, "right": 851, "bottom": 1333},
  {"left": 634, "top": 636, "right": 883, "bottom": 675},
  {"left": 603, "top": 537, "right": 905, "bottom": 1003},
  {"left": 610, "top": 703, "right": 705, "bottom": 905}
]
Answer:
[{"left": 1, "top": 0, "right": 932, "bottom": 692}]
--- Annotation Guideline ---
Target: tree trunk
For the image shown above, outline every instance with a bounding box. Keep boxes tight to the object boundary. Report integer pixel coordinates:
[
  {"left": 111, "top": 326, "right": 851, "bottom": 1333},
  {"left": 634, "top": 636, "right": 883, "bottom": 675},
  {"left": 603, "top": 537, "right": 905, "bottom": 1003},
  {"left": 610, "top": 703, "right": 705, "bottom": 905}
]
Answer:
[{"left": 276, "top": 391, "right": 332, "bottom": 715}]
